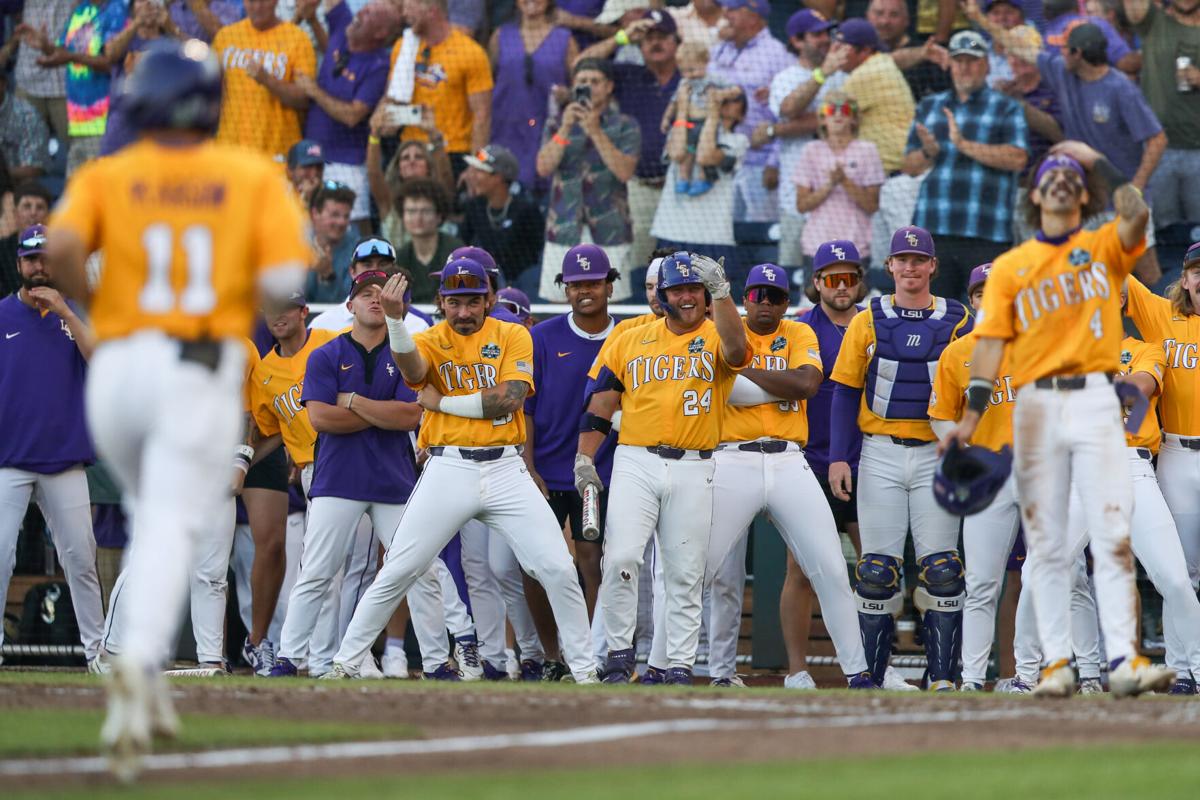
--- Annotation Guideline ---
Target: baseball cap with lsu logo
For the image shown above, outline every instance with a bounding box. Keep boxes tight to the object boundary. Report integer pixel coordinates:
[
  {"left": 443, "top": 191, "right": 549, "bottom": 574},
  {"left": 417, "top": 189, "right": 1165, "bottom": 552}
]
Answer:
[
  {"left": 17, "top": 224, "right": 47, "bottom": 258},
  {"left": 557, "top": 243, "right": 614, "bottom": 283},
  {"left": 967, "top": 263, "right": 993, "bottom": 296},
  {"left": 440, "top": 257, "right": 490, "bottom": 295},
  {"left": 813, "top": 239, "right": 862, "bottom": 271},
  {"left": 744, "top": 263, "right": 790, "bottom": 304},
  {"left": 889, "top": 225, "right": 936, "bottom": 258}
]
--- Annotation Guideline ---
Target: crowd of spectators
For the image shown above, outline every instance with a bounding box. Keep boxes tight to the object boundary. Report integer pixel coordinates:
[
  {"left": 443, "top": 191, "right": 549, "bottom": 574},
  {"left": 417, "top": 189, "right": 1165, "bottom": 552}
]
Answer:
[{"left": 1, "top": 0, "right": 1199, "bottom": 306}]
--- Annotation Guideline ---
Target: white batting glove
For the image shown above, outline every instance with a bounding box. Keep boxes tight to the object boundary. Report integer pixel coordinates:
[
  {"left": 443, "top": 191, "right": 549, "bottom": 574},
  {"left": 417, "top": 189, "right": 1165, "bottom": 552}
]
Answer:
[
  {"left": 690, "top": 253, "right": 730, "bottom": 300},
  {"left": 573, "top": 453, "right": 602, "bottom": 496}
]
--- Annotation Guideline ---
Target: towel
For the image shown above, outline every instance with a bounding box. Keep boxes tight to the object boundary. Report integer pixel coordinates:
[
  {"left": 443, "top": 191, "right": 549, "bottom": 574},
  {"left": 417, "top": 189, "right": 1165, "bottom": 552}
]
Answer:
[{"left": 386, "top": 28, "right": 421, "bottom": 103}]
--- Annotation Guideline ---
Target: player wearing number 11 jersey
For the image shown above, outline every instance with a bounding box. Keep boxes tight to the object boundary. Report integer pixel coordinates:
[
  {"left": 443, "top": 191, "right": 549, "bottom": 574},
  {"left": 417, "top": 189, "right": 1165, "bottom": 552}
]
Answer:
[{"left": 46, "top": 41, "right": 310, "bottom": 778}]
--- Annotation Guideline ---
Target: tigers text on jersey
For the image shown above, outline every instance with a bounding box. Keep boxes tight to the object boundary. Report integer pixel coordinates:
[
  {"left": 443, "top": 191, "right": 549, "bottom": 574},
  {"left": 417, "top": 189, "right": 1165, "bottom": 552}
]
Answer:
[
  {"left": 1120, "top": 335, "right": 1165, "bottom": 453},
  {"left": 248, "top": 328, "right": 340, "bottom": 466},
  {"left": 592, "top": 317, "right": 747, "bottom": 451},
  {"left": 928, "top": 332, "right": 1017, "bottom": 452},
  {"left": 49, "top": 139, "right": 311, "bottom": 343},
  {"left": 409, "top": 316, "right": 534, "bottom": 449},
  {"left": 721, "top": 319, "right": 822, "bottom": 446},
  {"left": 1124, "top": 277, "right": 1200, "bottom": 437},
  {"left": 976, "top": 220, "right": 1145, "bottom": 388}
]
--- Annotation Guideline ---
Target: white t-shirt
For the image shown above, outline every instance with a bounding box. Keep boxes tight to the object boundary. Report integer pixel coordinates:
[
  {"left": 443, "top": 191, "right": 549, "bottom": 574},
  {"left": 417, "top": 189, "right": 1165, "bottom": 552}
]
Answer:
[
  {"left": 767, "top": 65, "right": 846, "bottom": 218},
  {"left": 650, "top": 127, "right": 749, "bottom": 246}
]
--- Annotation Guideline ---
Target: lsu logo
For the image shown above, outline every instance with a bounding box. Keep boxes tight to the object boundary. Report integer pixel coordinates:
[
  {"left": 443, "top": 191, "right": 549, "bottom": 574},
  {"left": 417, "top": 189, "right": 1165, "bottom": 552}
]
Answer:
[
  {"left": 770, "top": 335, "right": 787, "bottom": 352},
  {"left": 831, "top": 246, "right": 846, "bottom": 261},
  {"left": 762, "top": 267, "right": 778, "bottom": 282},
  {"left": 60, "top": 319, "right": 75, "bottom": 341},
  {"left": 905, "top": 232, "right": 919, "bottom": 248},
  {"left": 687, "top": 336, "right": 705, "bottom": 354},
  {"left": 481, "top": 343, "right": 501, "bottom": 359},
  {"left": 386, "top": 362, "right": 396, "bottom": 377},
  {"left": 1120, "top": 349, "right": 1133, "bottom": 366},
  {"left": 577, "top": 254, "right": 591, "bottom": 271}
]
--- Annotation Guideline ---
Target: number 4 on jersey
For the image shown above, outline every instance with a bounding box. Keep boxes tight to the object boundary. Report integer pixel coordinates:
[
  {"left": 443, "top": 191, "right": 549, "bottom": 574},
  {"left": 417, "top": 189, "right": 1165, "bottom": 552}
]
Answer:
[
  {"left": 1089, "top": 308, "right": 1103, "bottom": 339},
  {"left": 682, "top": 388, "right": 712, "bottom": 416}
]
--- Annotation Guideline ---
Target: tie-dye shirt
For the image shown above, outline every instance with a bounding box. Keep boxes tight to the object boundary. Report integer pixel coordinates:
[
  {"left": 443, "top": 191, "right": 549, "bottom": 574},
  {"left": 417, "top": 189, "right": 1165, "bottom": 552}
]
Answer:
[{"left": 59, "top": 0, "right": 129, "bottom": 137}]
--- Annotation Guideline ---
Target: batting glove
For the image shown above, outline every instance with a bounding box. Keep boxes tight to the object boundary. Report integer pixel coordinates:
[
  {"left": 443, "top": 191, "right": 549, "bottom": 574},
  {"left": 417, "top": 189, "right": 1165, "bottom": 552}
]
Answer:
[
  {"left": 573, "top": 453, "right": 602, "bottom": 496},
  {"left": 690, "top": 253, "right": 730, "bottom": 300}
]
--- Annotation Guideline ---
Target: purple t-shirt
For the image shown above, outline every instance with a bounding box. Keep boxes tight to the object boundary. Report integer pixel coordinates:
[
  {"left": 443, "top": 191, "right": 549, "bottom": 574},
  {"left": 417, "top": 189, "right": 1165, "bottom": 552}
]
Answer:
[
  {"left": 526, "top": 313, "right": 616, "bottom": 490},
  {"left": 611, "top": 63, "right": 680, "bottom": 180},
  {"left": 797, "top": 303, "right": 862, "bottom": 475},
  {"left": 707, "top": 29, "right": 796, "bottom": 169},
  {"left": 0, "top": 295, "right": 94, "bottom": 473},
  {"left": 304, "top": 2, "right": 391, "bottom": 165},
  {"left": 1037, "top": 51, "right": 1163, "bottom": 181},
  {"left": 301, "top": 333, "right": 418, "bottom": 503}
]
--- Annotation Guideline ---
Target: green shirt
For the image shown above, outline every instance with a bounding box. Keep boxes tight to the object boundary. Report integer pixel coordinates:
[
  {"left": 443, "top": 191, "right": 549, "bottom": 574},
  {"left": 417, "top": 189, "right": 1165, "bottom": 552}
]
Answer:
[
  {"left": 1135, "top": 6, "right": 1200, "bottom": 149},
  {"left": 396, "top": 232, "right": 465, "bottom": 303}
]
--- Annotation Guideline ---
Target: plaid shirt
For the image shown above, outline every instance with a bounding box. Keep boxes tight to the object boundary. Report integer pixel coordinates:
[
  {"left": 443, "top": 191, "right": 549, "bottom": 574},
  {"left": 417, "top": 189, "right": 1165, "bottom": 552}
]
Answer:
[{"left": 906, "top": 86, "right": 1027, "bottom": 243}]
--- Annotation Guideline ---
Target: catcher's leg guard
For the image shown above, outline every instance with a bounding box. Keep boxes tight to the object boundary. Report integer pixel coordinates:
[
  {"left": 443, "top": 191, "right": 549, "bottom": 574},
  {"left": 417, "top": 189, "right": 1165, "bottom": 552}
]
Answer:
[
  {"left": 915, "top": 550, "right": 966, "bottom": 684},
  {"left": 855, "top": 554, "right": 903, "bottom": 686}
]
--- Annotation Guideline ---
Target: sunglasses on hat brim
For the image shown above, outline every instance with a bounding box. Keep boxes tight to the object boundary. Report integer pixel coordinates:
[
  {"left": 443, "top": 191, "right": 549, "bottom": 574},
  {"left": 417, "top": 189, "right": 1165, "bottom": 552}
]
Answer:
[
  {"left": 353, "top": 238, "right": 396, "bottom": 262},
  {"left": 443, "top": 273, "right": 486, "bottom": 291}
]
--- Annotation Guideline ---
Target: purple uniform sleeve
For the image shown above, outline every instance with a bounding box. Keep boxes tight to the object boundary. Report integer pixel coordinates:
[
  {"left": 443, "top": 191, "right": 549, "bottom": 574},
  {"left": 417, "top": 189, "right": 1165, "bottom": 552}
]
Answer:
[
  {"left": 300, "top": 343, "right": 339, "bottom": 406},
  {"left": 829, "top": 382, "right": 862, "bottom": 463}
]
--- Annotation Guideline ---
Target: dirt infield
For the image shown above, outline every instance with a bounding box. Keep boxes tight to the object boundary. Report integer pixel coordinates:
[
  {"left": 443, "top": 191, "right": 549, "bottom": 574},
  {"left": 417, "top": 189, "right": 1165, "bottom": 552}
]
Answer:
[{"left": 4, "top": 677, "right": 1200, "bottom": 790}]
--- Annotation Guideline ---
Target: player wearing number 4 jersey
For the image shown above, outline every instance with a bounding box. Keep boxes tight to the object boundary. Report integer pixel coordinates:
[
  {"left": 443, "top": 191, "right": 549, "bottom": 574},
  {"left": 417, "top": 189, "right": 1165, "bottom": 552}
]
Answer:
[
  {"left": 579, "top": 252, "right": 750, "bottom": 684},
  {"left": 944, "top": 141, "right": 1175, "bottom": 698},
  {"left": 46, "top": 41, "right": 311, "bottom": 778}
]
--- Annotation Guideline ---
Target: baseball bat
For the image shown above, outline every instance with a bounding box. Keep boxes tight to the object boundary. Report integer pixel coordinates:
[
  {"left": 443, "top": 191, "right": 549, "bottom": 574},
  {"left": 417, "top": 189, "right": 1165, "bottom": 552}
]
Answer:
[{"left": 581, "top": 484, "right": 600, "bottom": 541}]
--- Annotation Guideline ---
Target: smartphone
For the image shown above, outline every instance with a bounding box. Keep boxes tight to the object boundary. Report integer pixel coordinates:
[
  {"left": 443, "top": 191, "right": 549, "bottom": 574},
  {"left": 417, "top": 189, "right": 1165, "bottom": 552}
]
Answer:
[
  {"left": 572, "top": 85, "right": 592, "bottom": 107},
  {"left": 384, "top": 104, "right": 424, "bottom": 127}
]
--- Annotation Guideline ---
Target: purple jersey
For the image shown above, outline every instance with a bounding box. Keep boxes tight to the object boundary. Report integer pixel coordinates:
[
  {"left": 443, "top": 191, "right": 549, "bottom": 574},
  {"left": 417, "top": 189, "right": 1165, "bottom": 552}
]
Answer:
[
  {"left": 797, "top": 303, "right": 862, "bottom": 475},
  {"left": 0, "top": 295, "right": 94, "bottom": 473},
  {"left": 301, "top": 333, "right": 418, "bottom": 504},
  {"left": 526, "top": 313, "right": 616, "bottom": 491}
]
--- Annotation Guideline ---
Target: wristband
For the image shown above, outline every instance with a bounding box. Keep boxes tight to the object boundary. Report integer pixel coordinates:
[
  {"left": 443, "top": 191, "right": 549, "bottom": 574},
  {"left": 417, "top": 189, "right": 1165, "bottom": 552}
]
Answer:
[
  {"left": 233, "top": 459, "right": 250, "bottom": 475},
  {"left": 368, "top": 135, "right": 381, "bottom": 146},
  {"left": 615, "top": 29, "right": 630, "bottom": 46},
  {"left": 812, "top": 68, "right": 825, "bottom": 85},
  {"left": 345, "top": 391, "right": 357, "bottom": 410},
  {"left": 438, "top": 392, "right": 486, "bottom": 419},
  {"left": 235, "top": 444, "right": 255, "bottom": 462},
  {"left": 965, "top": 378, "right": 992, "bottom": 414},
  {"left": 672, "top": 120, "right": 694, "bottom": 129},
  {"left": 386, "top": 315, "right": 415, "bottom": 354},
  {"left": 552, "top": 133, "right": 570, "bottom": 146}
]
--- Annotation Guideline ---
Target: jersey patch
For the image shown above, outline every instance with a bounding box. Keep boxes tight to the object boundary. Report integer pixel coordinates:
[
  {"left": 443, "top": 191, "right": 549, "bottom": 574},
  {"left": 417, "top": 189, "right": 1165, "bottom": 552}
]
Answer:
[
  {"left": 481, "top": 343, "right": 500, "bottom": 359},
  {"left": 687, "top": 336, "right": 705, "bottom": 354},
  {"left": 770, "top": 335, "right": 787, "bottom": 352}
]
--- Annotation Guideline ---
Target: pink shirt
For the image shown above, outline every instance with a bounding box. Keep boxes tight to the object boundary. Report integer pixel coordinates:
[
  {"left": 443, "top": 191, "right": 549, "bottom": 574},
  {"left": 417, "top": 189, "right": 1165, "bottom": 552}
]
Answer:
[{"left": 794, "top": 138, "right": 884, "bottom": 259}]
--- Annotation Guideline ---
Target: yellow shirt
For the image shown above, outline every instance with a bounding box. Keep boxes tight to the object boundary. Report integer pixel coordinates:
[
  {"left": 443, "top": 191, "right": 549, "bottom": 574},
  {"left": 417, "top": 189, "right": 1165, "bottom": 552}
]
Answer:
[
  {"left": 389, "top": 30, "right": 493, "bottom": 153},
  {"left": 213, "top": 20, "right": 316, "bottom": 159},
  {"left": 977, "top": 221, "right": 1146, "bottom": 388},
  {"left": 409, "top": 317, "right": 533, "bottom": 448},
  {"left": 1124, "top": 277, "right": 1200, "bottom": 436},
  {"left": 830, "top": 298, "right": 972, "bottom": 441},
  {"left": 49, "top": 139, "right": 311, "bottom": 342},
  {"left": 241, "top": 338, "right": 261, "bottom": 413},
  {"left": 842, "top": 53, "right": 916, "bottom": 173},
  {"left": 721, "top": 320, "right": 822, "bottom": 446},
  {"left": 928, "top": 333, "right": 1017, "bottom": 452},
  {"left": 1121, "top": 336, "right": 1165, "bottom": 453},
  {"left": 593, "top": 317, "right": 748, "bottom": 451},
  {"left": 249, "top": 328, "right": 340, "bottom": 466},
  {"left": 596, "top": 312, "right": 660, "bottom": 365}
]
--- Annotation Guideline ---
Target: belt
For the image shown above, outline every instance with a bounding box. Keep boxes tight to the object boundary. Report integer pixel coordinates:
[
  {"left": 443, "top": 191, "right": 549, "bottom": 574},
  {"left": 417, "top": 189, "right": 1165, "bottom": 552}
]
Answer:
[
  {"left": 1136, "top": 448, "right": 1153, "bottom": 460},
  {"left": 429, "top": 445, "right": 522, "bottom": 462},
  {"left": 734, "top": 440, "right": 792, "bottom": 454},
  {"left": 636, "top": 175, "right": 666, "bottom": 188},
  {"left": 1033, "top": 373, "right": 1114, "bottom": 390},
  {"left": 645, "top": 445, "right": 713, "bottom": 460},
  {"left": 179, "top": 339, "right": 222, "bottom": 371},
  {"left": 1177, "top": 437, "right": 1200, "bottom": 451},
  {"left": 868, "top": 434, "right": 932, "bottom": 448}
]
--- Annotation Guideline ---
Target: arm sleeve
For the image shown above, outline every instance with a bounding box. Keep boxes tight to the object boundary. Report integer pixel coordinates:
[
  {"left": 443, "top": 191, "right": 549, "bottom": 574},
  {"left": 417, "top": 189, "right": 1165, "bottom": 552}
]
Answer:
[
  {"left": 829, "top": 382, "right": 863, "bottom": 463},
  {"left": 299, "top": 346, "right": 337, "bottom": 406}
]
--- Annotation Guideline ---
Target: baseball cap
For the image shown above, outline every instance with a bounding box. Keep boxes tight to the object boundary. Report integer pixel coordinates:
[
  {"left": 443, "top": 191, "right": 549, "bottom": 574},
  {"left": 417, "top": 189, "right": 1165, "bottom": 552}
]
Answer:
[
  {"left": 834, "top": 18, "right": 880, "bottom": 50},
  {"left": 559, "top": 243, "right": 612, "bottom": 283},
  {"left": 1066, "top": 22, "right": 1107, "bottom": 60},
  {"left": 889, "top": 226, "right": 936, "bottom": 258},
  {"left": 265, "top": 291, "right": 307, "bottom": 310},
  {"left": 718, "top": 0, "right": 770, "bottom": 18},
  {"left": 786, "top": 8, "right": 833, "bottom": 39},
  {"left": 496, "top": 287, "right": 532, "bottom": 322},
  {"left": 16, "top": 224, "right": 47, "bottom": 258},
  {"left": 1034, "top": 153, "right": 1086, "bottom": 187},
  {"left": 1184, "top": 241, "right": 1200, "bottom": 269},
  {"left": 967, "top": 263, "right": 992, "bottom": 295},
  {"left": 287, "top": 139, "right": 324, "bottom": 169},
  {"left": 949, "top": 30, "right": 988, "bottom": 58},
  {"left": 813, "top": 240, "right": 862, "bottom": 272},
  {"left": 464, "top": 145, "right": 519, "bottom": 182},
  {"left": 639, "top": 8, "right": 677, "bottom": 36},
  {"left": 349, "top": 269, "right": 389, "bottom": 299},
  {"left": 448, "top": 246, "right": 499, "bottom": 278},
  {"left": 745, "top": 263, "right": 789, "bottom": 291},
  {"left": 440, "top": 257, "right": 489, "bottom": 295},
  {"left": 352, "top": 236, "right": 396, "bottom": 264}
]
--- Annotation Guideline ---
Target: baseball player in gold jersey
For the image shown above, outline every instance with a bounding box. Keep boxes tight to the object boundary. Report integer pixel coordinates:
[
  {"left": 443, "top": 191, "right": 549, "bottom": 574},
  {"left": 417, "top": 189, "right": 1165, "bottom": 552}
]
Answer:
[
  {"left": 943, "top": 140, "right": 1175, "bottom": 697},
  {"left": 578, "top": 252, "right": 749, "bottom": 684}
]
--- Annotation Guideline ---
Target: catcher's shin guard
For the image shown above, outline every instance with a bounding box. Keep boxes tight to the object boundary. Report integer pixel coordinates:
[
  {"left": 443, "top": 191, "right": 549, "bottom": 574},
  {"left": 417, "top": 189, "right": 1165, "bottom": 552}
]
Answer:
[
  {"left": 914, "top": 551, "right": 965, "bottom": 684},
  {"left": 855, "top": 553, "right": 903, "bottom": 686}
]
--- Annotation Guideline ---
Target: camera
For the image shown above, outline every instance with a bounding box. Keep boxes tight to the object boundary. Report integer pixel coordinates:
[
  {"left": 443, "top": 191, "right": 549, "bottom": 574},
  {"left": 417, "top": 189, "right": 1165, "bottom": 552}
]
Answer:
[
  {"left": 572, "top": 85, "right": 592, "bottom": 107},
  {"left": 383, "top": 104, "right": 424, "bottom": 127}
]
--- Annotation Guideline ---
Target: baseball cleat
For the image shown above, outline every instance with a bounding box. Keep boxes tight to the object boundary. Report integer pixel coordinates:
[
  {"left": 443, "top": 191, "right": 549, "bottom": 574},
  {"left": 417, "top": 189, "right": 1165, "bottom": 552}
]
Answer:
[
  {"left": 381, "top": 651, "right": 410, "bottom": 679},
  {"left": 1109, "top": 656, "right": 1175, "bottom": 698},
  {"left": 101, "top": 659, "right": 178, "bottom": 783},
  {"left": 242, "top": 637, "right": 263, "bottom": 674},
  {"left": 601, "top": 649, "right": 636, "bottom": 684},
  {"left": 317, "top": 663, "right": 351, "bottom": 680},
  {"left": 1169, "top": 676, "right": 1198, "bottom": 695},
  {"left": 454, "top": 635, "right": 484, "bottom": 681},
  {"left": 242, "top": 638, "right": 276, "bottom": 677},
  {"left": 266, "top": 657, "right": 298, "bottom": 678},
  {"left": 1078, "top": 677, "right": 1104, "bottom": 695},
  {"left": 994, "top": 676, "right": 1034, "bottom": 694},
  {"left": 784, "top": 670, "right": 817, "bottom": 690},
  {"left": 519, "top": 659, "right": 545, "bottom": 681},
  {"left": 88, "top": 654, "right": 112, "bottom": 675},
  {"left": 928, "top": 679, "right": 956, "bottom": 692},
  {"left": 710, "top": 675, "right": 746, "bottom": 688},
  {"left": 572, "top": 669, "right": 601, "bottom": 685},
  {"left": 959, "top": 681, "right": 983, "bottom": 692},
  {"left": 663, "top": 667, "right": 693, "bottom": 686},
  {"left": 1031, "top": 659, "right": 1075, "bottom": 698},
  {"left": 424, "top": 662, "right": 463, "bottom": 681},
  {"left": 542, "top": 660, "right": 570, "bottom": 683},
  {"left": 882, "top": 666, "right": 919, "bottom": 691},
  {"left": 639, "top": 665, "right": 667, "bottom": 685},
  {"left": 847, "top": 672, "right": 877, "bottom": 690},
  {"left": 480, "top": 660, "right": 509, "bottom": 681},
  {"left": 358, "top": 655, "right": 384, "bottom": 680}
]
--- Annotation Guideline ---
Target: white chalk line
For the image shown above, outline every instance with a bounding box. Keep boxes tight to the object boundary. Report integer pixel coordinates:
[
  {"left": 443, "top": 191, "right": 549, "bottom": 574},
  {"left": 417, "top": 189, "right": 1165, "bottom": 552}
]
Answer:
[{"left": 0, "top": 706, "right": 1105, "bottom": 778}]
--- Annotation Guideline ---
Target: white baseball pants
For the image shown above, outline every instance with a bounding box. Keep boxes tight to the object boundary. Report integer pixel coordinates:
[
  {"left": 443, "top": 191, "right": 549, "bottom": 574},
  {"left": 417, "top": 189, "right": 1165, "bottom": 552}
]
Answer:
[
  {"left": 1013, "top": 376, "right": 1136, "bottom": 666},
  {"left": 961, "top": 474, "right": 1021, "bottom": 686},
  {"left": 1157, "top": 435, "right": 1200, "bottom": 599},
  {"left": 1011, "top": 552, "right": 1102, "bottom": 681},
  {"left": 856, "top": 435, "right": 960, "bottom": 559},
  {"left": 602, "top": 445, "right": 715, "bottom": 670},
  {"left": 459, "top": 520, "right": 513, "bottom": 668},
  {"left": 334, "top": 452, "right": 593, "bottom": 680},
  {"left": 232, "top": 512, "right": 305, "bottom": 644},
  {"left": 0, "top": 466, "right": 104, "bottom": 659},
  {"left": 87, "top": 332, "right": 245, "bottom": 668},
  {"left": 487, "top": 526, "right": 546, "bottom": 662}
]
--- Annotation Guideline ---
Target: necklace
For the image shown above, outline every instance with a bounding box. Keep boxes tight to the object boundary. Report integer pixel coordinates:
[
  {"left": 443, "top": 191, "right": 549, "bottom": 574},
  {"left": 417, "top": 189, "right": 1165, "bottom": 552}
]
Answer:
[{"left": 486, "top": 197, "right": 512, "bottom": 229}]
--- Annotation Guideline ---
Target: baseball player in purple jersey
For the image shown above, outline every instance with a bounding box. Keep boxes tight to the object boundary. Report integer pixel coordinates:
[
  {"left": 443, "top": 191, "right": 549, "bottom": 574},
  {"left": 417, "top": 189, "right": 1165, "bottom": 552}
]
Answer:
[
  {"left": 497, "top": 287, "right": 534, "bottom": 329},
  {"left": 0, "top": 225, "right": 105, "bottom": 671},
  {"left": 271, "top": 271, "right": 475, "bottom": 679}
]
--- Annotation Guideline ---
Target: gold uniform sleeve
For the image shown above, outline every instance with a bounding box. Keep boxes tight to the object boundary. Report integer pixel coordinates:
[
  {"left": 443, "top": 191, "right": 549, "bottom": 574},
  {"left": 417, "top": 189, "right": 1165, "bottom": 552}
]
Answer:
[
  {"left": 829, "top": 310, "right": 873, "bottom": 388},
  {"left": 498, "top": 324, "right": 535, "bottom": 391},
  {"left": 928, "top": 342, "right": 967, "bottom": 422},
  {"left": 975, "top": 262, "right": 1019, "bottom": 341}
]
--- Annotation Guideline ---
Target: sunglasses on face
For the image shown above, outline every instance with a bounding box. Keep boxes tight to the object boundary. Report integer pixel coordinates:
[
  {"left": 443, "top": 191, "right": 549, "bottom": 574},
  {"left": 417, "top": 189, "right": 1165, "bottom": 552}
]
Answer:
[
  {"left": 819, "top": 272, "right": 860, "bottom": 289},
  {"left": 353, "top": 238, "right": 396, "bottom": 262},
  {"left": 819, "top": 102, "right": 855, "bottom": 118},
  {"left": 19, "top": 235, "right": 46, "bottom": 250},
  {"left": 443, "top": 272, "right": 485, "bottom": 290},
  {"left": 746, "top": 286, "right": 790, "bottom": 305},
  {"left": 499, "top": 299, "right": 529, "bottom": 316}
]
